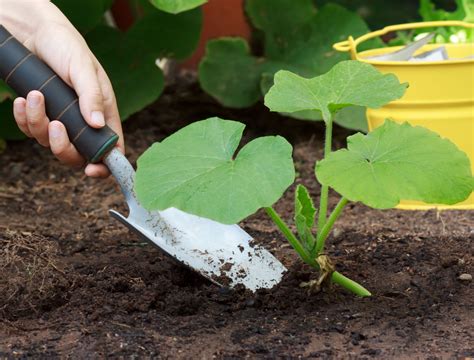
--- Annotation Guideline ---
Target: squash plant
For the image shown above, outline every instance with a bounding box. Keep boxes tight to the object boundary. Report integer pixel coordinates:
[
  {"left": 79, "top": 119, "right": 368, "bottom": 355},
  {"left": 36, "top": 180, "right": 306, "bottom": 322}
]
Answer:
[{"left": 135, "top": 61, "right": 473, "bottom": 296}]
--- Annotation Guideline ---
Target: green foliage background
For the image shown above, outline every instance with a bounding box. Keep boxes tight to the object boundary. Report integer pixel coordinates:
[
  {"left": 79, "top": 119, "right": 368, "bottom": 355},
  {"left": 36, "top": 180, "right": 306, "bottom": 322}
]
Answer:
[{"left": 0, "top": 0, "right": 462, "bottom": 142}]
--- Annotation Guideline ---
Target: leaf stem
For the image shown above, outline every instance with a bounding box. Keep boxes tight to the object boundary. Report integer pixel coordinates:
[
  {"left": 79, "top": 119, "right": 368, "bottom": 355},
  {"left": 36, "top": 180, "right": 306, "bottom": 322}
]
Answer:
[
  {"left": 265, "top": 206, "right": 371, "bottom": 297},
  {"left": 331, "top": 271, "right": 371, "bottom": 297},
  {"left": 264, "top": 207, "right": 312, "bottom": 265},
  {"left": 313, "top": 197, "right": 348, "bottom": 257},
  {"left": 316, "top": 112, "right": 333, "bottom": 234}
]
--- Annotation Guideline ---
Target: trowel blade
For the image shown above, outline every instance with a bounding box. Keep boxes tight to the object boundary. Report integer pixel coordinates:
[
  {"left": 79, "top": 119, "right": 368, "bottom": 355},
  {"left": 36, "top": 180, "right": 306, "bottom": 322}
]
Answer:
[
  {"left": 110, "top": 207, "right": 286, "bottom": 291},
  {"left": 104, "top": 149, "right": 286, "bottom": 291},
  {"left": 366, "top": 32, "right": 435, "bottom": 61},
  {"left": 412, "top": 46, "right": 448, "bottom": 61}
]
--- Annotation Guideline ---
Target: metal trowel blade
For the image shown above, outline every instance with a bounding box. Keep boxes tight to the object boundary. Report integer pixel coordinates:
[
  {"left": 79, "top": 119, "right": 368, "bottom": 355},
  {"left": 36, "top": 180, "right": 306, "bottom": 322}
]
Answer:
[
  {"left": 366, "top": 33, "right": 436, "bottom": 61},
  {"left": 104, "top": 149, "right": 287, "bottom": 291},
  {"left": 412, "top": 46, "right": 449, "bottom": 61}
]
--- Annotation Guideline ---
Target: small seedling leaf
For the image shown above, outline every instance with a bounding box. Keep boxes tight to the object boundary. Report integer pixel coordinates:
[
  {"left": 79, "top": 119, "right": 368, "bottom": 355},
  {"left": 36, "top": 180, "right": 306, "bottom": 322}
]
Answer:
[
  {"left": 264, "top": 60, "right": 408, "bottom": 121},
  {"left": 294, "top": 184, "right": 316, "bottom": 248},
  {"left": 316, "top": 120, "right": 473, "bottom": 208},
  {"left": 135, "top": 118, "right": 295, "bottom": 224}
]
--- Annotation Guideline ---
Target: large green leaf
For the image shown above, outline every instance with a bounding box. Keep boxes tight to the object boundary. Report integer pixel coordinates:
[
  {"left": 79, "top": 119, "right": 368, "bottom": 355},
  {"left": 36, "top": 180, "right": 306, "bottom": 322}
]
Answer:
[
  {"left": 260, "top": 73, "right": 368, "bottom": 131},
  {"left": 135, "top": 118, "right": 295, "bottom": 224},
  {"left": 86, "top": 8, "right": 202, "bottom": 120},
  {"left": 333, "top": 106, "right": 368, "bottom": 132},
  {"left": 87, "top": 26, "right": 164, "bottom": 120},
  {"left": 264, "top": 60, "right": 407, "bottom": 121},
  {"left": 199, "top": 3, "right": 382, "bottom": 110},
  {"left": 294, "top": 184, "right": 316, "bottom": 249},
  {"left": 52, "top": 0, "right": 112, "bottom": 33},
  {"left": 126, "top": 7, "right": 202, "bottom": 60},
  {"left": 199, "top": 38, "right": 281, "bottom": 108},
  {"left": 149, "top": 0, "right": 207, "bottom": 14},
  {"left": 283, "top": 105, "right": 368, "bottom": 132},
  {"left": 316, "top": 120, "right": 473, "bottom": 208}
]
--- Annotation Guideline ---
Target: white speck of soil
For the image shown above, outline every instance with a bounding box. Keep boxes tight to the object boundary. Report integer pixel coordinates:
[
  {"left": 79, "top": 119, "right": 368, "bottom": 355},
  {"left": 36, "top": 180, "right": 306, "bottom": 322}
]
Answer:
[{"left": 458, "top": 273, "right": 472, "bottom": 282}]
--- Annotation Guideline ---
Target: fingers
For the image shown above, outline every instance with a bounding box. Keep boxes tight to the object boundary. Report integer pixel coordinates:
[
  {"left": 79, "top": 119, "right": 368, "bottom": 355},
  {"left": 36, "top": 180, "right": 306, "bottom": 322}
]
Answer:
[
  {"left": 13, "top": 97, "right": 31, "bottom": 137},
  {"left": 25, "top": 91, "right": 50, "bottom": 147},
  {"left": 48, "top": 121, "right": 110, "bottom": 178},
  {"left": 25, "top": 21, "right": 124, "bottom": 178},
  {"left": 33, "top": 21, "right": 106, "bottom": 130},
  {"left": 26, "top": 119, "right": 108, "bottom": 177},
  {"left": 13, "top": 91, "right": 50, "bottom": 146},
  {"left": 69, "top": 55, "right": 106, "bottom": 129},
  {"left": 84, "top": 163, "right": 110, "bottom": 178},
  {"left": 13, "top": 78, "right": 122, "bottom": 179},
  {"left": 48, "top": 121, "right": 85, "bottom": 168},
  {"left": 14, "top": 93, "right": 86, "bottom": 168}
]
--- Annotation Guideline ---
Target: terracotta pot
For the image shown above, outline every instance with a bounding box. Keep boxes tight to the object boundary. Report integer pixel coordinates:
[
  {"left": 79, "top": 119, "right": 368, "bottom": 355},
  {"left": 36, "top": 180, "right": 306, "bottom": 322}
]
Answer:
[
  {"left": 181, "top": 0, "right": 251, "bottom": 69},
  {"left": 111, "top": 0, "right": 135, "bottom": 31}
]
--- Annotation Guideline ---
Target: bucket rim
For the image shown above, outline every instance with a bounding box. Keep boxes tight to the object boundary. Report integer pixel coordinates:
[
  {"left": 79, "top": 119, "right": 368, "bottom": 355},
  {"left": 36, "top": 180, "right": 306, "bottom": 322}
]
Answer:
[{"left": 334, "top": 20, "right": 474, "bottom": 65}]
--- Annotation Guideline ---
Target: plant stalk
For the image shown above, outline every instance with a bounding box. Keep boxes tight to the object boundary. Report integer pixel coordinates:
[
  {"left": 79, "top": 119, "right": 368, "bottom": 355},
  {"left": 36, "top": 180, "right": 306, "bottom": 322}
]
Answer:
[
  {"left": 332, "top": 271, "right": 371, "bottom": 297},
  {"left": 316, "top": 112, "right": 333, "bottom": 234},
  {"left": 265, "top": 206, "right": 371, "bottom": 297},
  {"left": 265, "top": 207, "right": 312, "bottom": 264},
  {"left": 313, "top": 197, "right": 348, "bottom": 257}
]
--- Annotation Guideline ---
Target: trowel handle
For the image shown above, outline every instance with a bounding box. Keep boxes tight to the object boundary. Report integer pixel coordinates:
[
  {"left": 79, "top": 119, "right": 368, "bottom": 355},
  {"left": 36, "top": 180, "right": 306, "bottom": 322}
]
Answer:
[{"left": 0, "top": 25, "right": 118, "bottom": 163}]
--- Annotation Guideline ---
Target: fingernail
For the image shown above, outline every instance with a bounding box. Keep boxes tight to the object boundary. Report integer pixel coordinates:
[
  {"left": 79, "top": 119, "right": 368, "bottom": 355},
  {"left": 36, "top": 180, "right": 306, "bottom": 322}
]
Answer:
[
  {"left": 91, "top": 111, "right": 105, "bottom": 127},
  {"left": 50, "top": 123, "right": 62, "bottom": 139},
  {"left": 27, "top": 93, "right": 41, "bottom": 108}
]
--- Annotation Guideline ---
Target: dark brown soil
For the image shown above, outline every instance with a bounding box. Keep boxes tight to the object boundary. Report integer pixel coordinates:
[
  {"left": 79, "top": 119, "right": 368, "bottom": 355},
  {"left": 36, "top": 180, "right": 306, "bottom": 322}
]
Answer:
[{"left": 0, "top": 77, "right": 473, "bottom": 359}]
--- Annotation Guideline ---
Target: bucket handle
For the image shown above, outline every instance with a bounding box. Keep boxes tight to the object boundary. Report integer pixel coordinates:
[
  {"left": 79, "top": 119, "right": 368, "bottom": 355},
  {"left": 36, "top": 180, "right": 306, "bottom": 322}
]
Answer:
[{"left": 334, "top": 20, "right": 474, "bottom": 59}]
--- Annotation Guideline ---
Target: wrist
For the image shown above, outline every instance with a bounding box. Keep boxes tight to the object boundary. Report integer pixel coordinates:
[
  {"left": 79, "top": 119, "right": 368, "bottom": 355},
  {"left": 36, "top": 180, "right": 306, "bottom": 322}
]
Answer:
[{"left": 0, "top": 0, "right": 51, "bottom": 43}]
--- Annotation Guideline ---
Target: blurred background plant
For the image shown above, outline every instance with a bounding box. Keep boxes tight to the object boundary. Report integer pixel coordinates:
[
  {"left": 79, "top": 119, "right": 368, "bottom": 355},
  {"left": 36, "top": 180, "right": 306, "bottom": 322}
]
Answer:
[{"left": 0, "top": 0, "right": 468, "bottom": 147}]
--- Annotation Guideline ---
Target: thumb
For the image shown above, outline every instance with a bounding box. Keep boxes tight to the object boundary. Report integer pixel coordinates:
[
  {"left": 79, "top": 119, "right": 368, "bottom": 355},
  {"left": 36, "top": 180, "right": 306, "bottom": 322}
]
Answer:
[{"left": 68, "top": 55, "right": 105, "bottom": 128}]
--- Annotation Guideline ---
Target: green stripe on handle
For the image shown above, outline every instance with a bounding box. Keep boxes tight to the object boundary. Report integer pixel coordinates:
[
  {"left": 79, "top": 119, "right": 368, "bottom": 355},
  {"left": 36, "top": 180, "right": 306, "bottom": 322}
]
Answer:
[{"left": 0, "top": 25, "right": 118, "bottom": 163}]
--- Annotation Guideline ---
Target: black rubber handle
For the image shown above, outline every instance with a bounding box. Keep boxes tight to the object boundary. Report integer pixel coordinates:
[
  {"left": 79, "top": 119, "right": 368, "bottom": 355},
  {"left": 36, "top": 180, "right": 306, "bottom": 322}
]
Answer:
[{"left": 0, "top": 25, "right": 118, "bottom": 163}]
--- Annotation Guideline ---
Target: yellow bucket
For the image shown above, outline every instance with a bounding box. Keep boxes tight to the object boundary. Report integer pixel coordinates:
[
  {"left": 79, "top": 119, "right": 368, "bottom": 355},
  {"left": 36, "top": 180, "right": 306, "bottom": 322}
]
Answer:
[{"left": 334, "top": 21, "right": 474, "bottom": 210}]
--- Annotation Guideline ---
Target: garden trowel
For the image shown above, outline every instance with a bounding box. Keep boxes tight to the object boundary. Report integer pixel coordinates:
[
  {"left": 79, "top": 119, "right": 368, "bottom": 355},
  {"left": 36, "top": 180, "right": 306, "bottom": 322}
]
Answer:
[
  {"left": 366, "top": 32, "right": 436, "bottom": 61},
  {"left": 0, "top": 25, "right": 286, "bottom": 291}
]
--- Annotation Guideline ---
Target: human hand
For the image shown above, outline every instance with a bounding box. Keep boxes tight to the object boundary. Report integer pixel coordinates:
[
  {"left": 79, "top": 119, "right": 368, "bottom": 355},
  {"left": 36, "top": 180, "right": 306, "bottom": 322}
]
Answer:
[{"left": 1, "top": 0, "right": 124, "bottom": 177}]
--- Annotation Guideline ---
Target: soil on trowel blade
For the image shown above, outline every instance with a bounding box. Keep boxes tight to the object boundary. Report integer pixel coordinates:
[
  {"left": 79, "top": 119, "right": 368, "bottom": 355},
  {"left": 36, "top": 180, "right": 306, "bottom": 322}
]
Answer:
[{"left": 0, "top": 76, "right": 472, "bottom": 359}]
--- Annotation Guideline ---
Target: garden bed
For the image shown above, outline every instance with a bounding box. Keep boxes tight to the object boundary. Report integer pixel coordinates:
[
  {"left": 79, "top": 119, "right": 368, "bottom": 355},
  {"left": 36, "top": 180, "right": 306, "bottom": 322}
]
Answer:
[{"left": 0, "top": 77, "right": 472, "bottom": 358}]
